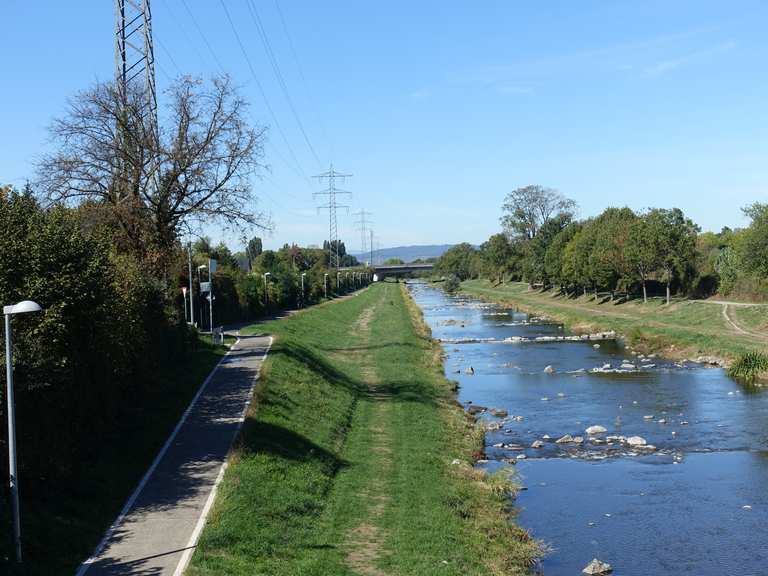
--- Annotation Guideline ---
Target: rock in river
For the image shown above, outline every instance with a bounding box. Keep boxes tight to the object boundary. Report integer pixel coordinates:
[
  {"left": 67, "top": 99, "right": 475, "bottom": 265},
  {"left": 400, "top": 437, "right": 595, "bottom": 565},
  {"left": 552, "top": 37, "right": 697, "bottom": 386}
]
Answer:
[
  {"left": 626, "top": 435, "right": 647, "bottom": 447},
  {"left": 555, "top": 434, "right": 574, "bottom": 444},
  {"left": 544, "top": 365, "right": 555, "bottom": 373},
  {"left": 585, "top": 425, "right": 607, "bottom": 435},
  {"left": 531, "top": 440, "right": 544, "bottom": 449},
  {"left": 465, "top": 366, "right": 475, "bottom": 375},
  {"left": 488, "top": 408, "right": 508, "bottom": 418},
  {"left": 583, "top": 558, "right": 613, "bottom": 575}
]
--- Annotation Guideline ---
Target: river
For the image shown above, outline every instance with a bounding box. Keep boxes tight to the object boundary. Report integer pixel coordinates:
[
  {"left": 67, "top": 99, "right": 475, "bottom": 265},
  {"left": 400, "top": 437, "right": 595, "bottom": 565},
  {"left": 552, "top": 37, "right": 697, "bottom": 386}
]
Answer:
[{"left": 407, "top": 281, "right": 768, "bottom": 575}]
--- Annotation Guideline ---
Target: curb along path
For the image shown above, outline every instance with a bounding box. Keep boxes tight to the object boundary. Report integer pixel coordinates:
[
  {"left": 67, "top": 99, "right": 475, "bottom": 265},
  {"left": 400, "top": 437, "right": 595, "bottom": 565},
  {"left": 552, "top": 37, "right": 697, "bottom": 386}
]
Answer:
[{"left": 78, "top": 333, "right": 272, "bottom": 576}]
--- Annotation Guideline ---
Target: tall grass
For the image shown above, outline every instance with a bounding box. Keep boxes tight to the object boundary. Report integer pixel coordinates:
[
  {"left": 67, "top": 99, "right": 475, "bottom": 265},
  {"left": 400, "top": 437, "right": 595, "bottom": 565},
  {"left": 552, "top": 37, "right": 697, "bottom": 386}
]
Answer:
[{"left": 728, "top": 351, "right": 768, "bottom": 382}]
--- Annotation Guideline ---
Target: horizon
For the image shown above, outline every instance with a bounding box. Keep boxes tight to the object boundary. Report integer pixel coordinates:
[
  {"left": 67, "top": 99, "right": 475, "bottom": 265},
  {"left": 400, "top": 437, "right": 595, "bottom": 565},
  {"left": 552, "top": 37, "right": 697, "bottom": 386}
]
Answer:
[{"left": 2, "top": 1, "right": 767, "bottom": 253}]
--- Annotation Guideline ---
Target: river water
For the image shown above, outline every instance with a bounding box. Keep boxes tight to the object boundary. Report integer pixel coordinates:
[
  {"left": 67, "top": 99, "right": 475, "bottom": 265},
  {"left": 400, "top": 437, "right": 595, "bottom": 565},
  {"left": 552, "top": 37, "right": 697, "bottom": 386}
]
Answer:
[{"left": 407, "top": 281, "right": 768, "bottom": 576}]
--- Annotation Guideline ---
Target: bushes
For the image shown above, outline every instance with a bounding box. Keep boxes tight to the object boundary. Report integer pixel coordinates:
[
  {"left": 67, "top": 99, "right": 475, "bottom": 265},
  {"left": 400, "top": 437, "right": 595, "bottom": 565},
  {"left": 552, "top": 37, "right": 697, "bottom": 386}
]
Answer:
[
  {"left": 0, "top": 188, "right": 188, "bottom": 484},
  {"left": 728, "top": 351, "right": 768, "bottom": 383}
]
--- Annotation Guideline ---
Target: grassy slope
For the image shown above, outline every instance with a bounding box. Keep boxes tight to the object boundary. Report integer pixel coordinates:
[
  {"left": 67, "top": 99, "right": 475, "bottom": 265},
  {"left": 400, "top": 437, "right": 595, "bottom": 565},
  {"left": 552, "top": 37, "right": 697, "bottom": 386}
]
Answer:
[
  {"left": 1, "top": 336, "right": 230, "bottom": 576},
  {"left": 461, "top": 279, "right": 768, "bottom": 362},
  {"left": 189, "top": 282, "right": 538, "bottom": 576}
]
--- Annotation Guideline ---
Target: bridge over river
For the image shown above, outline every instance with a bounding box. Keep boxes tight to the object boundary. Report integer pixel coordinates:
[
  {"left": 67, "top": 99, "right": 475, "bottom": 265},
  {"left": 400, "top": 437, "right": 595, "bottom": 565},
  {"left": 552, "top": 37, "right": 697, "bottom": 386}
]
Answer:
[{"left": 341, "top": 263, "right": 434, "bottom": 278}]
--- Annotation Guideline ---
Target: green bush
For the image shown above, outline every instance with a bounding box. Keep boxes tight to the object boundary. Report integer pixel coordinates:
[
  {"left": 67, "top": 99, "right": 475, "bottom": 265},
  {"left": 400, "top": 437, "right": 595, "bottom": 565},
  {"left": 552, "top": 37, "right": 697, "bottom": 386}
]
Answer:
[{"left": 728, "top": 351, "right": 768, "bottom": 383}]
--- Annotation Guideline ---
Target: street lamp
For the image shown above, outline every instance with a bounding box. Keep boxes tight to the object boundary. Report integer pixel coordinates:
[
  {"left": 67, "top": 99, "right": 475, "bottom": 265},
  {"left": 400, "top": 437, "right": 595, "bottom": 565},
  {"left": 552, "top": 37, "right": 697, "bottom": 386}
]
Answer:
[
  {"left": 336, "top": 272, "right": 341, "bottom": 294},
  {"left": 301, "top": 273, "right": 307, "bottom": 307},
  {"left": 324, "top": 273, "right": 328, "bottom": 299},
  {"left": 3, "top": 299, "right": 42, "bottom": 563},
  {"left": 263, "top": 272, "right": 271, "bottom": 309}
]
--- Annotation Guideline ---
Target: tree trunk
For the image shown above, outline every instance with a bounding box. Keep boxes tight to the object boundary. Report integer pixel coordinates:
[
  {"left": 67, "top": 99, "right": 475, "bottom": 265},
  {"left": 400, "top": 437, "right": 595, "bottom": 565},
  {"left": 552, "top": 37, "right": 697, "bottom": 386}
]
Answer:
[
  {"left": 594, "top": 287, "right": 598, "bottom": 300},
  {"left": 642, "top": 281, "right": 647, "bottom": 304},
  {"left": 666, "top": 282, "right": 670, "bottom": 305},
  {"left": 583, "top": 286, "right": 587, "bottom": 297}
]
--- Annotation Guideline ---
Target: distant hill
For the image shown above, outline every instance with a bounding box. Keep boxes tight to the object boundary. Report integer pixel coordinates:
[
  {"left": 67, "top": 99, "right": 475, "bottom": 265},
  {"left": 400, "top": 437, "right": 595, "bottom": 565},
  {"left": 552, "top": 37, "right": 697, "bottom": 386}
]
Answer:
[{"left": 351, "top": 244, "right": 454, "bottom": 263}]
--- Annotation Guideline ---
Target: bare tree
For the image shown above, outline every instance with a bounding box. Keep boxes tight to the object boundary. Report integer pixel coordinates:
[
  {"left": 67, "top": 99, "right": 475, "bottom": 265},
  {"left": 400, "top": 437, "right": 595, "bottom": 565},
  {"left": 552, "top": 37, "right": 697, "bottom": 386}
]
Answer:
[
  {"left": 500, "top": 185, "right": 576, "bottom": 241},
  {"left": 37, "top": 75, "right": 268, "bottom": 258}
]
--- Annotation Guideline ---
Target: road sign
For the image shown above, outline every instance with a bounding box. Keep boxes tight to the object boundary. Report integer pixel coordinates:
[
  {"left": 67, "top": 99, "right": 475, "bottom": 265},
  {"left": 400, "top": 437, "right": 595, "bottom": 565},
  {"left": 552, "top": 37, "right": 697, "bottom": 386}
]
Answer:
[{"left": 200, "top": 281, "right": 211, "bottom": 293}]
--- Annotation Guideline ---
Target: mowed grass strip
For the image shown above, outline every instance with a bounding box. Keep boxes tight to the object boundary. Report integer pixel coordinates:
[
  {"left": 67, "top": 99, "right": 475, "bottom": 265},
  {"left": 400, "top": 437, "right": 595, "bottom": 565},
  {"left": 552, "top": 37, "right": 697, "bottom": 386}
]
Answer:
[
  {"left": 188, "top": 282, "right": 538, "bottom": 576},
  {"left": 461, "top": 279, "right": 768, "bottom": 361}
]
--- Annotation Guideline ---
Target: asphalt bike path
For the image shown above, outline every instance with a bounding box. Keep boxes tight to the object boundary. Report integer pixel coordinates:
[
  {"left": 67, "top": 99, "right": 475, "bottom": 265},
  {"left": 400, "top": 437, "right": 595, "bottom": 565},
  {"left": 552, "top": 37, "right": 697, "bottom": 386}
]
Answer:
[{"left": 77, "top": 333, "right": 272, "bottom": 576}]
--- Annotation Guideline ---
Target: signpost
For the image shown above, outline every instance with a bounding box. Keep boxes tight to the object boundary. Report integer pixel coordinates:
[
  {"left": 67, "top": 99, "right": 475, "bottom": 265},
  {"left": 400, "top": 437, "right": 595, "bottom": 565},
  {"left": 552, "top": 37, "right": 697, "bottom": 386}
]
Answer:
[{"left": 208, "top": 259, "right": 217, "bottom": 338}]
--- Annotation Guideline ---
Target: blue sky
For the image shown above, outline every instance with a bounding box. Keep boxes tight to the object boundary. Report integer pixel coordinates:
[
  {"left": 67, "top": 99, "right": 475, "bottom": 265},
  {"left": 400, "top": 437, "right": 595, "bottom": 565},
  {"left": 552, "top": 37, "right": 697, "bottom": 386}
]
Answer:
[{"left": 2, "top": 1, "right": 767, "bottom": 252}]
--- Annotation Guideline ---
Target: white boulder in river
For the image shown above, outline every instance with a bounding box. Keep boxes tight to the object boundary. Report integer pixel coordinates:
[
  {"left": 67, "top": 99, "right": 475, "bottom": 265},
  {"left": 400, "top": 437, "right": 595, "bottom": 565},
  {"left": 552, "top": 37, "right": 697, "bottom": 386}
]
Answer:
[
  {"left": 626, "top": 436, "right": 647, "bottom": 447},
  {"left": 583, "top": 558, "right": 613, "bottom": 574},
  {"left": 585, "top": 425, "right": 607, "bottom": 435},
  {"left": 544, "top": 365, "right": 555, "bottom": 373}
]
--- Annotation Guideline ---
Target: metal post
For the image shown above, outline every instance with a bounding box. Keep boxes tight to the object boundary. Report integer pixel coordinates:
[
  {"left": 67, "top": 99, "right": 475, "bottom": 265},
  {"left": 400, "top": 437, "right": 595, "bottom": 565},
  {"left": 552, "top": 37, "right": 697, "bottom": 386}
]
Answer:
[
  {"left": 5, "top": 314, "right": 22, "bottom": 562},
  {"left": 188, "top": 244, "right": 194, "bottom": 326},
  {"left": 301, "top": 274, "right": 305, "bottom": 307},
  {"left": 197, "top": 267, "right": 203, "bottom": 329},
  {"left": 208, "top": 267, "right": 214, "bottom": 337},
  {"left": 324, "top": 274, "right": 328, "bottom": 299}
]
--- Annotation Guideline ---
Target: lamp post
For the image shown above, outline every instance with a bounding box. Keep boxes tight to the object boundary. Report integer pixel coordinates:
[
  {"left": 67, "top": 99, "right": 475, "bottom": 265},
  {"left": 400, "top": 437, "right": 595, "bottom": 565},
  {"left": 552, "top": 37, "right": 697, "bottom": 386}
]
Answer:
[
  {"left": 336, "top": 272, "right": 341, "bottom": 294},
  {"left": 324, "top": 273, "right": 328, "bottom": 299},
  {"left": 301, "top": 273, "right": 306, "bottom": 307},
  {"left": 3, "top": 299, "right": 42, "bottom": 563},
  {"left": 263, "top": 272, "right": 271, "bottom": 309},
  {"left": 197, "top": 264, "right": 207, "bottom": 329},
  {"left": 181, "top": 287, "right": 188, "bottom": 322}
]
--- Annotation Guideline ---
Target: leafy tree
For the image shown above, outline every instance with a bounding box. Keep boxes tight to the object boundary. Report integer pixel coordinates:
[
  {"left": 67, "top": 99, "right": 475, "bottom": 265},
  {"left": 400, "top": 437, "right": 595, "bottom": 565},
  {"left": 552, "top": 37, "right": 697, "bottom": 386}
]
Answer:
[
  {"left": 434, "top": 243, "right": 480, "bottom": 280},
  {"left": 481, "top": 233, "right": 513, "bottom": 284},
  {"left": 247, "top": 237, "right": 263, "bottom": 270},
  {"left": 524, "top": 214, "right": 572, "bottom": 286},
  {"left": 715, "top": 247, "right": 741, "bottom": 295},
  {"left": 500, "top": 185, "right": 576, "bottom": 241},
  {"left": 443, "top": 274, "right": 461, "bottom": 293},
  {"left": 624, "top": 216, "right": 660, "bottom": 303},
  {"left": 544, "top": 222, "right": 582, "bottom": 291},
  {"left": 645, "top": 208, "right": 699, "bottom": 304},
  {"left": 588, "top": 207, "right": 637, "bottom": 299},
  {"left": 740, "top": 203, "right": 768, "bottom": 278},
  {"left": 384, "top": 258, "right": 405, "bottom": 265}
]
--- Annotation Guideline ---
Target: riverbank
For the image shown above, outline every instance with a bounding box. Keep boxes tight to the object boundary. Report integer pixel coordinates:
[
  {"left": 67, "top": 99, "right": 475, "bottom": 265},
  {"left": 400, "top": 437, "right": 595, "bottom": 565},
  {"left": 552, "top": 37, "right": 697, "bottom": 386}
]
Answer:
[
  {"left": 460, "top": 279, "right": 768, "bottom": 365},
  {"left": 188, "top": 282, "right": 538, "bottom": 576}
]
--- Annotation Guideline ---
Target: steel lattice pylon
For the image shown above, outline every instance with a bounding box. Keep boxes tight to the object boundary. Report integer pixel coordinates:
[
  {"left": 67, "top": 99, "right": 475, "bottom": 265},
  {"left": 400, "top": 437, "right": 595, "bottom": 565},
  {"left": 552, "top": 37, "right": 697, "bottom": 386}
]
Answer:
[
  {"left": 115, "top": 0, "right": 157, "bottom": 130},
  {"left": 314, "top": 164, "right": 352, "bottom": 270}
]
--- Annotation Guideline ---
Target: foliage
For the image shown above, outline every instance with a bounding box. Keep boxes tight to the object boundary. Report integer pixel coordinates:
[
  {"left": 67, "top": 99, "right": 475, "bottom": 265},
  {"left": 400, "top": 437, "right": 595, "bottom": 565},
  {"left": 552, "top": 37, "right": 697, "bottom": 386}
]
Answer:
[
  {"left": 500, "top": 184, "right": 576, "bottom": 241},
  {"left": 728, "top": 351, "right": 768, "bottom": 383},
  {"left": 384, "top": 257, "right": 405, "bottom": 265},
  {"left": 443, "top": 274, "right": 461, "bottom": 293},
  {"left": 434, "top": 243, "right": 481, "bottom": 280}
]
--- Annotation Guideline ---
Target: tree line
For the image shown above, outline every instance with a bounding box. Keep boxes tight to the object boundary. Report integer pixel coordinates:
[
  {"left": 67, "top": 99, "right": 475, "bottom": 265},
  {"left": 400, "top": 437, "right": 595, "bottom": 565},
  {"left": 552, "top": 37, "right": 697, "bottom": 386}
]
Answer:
[
  {"left": 0, "top": 73, "right": 366, "bottom": 525},
  {"left": 435, "top": 184, "right": 768, "bottom": 302}
]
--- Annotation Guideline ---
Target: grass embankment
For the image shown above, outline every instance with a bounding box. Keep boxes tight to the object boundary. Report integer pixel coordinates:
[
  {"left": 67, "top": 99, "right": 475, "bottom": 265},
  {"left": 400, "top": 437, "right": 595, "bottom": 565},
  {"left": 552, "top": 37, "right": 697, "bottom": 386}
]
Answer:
[
  {"left": 189, "top": 282, "right": 538, "bottom": 576},
  {"left": 461, "top": 279, "right": 768, "bottom": 363},
  {"left": 1, "top": 335, "right": 231, "bottom": 576}
]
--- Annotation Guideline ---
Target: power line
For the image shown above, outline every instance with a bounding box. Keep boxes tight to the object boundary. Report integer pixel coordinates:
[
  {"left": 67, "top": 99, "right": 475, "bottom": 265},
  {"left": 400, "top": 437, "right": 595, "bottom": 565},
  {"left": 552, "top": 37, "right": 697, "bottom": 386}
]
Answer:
[
  {"left": 272, "top": 0, "right": 333, "bottom": 158},
  {"left": 245, "top": 0, "right": 322, "bottom": 167},
  {"left": 217, "top": 0, "right": 312, "bottom": 183},
  {"left": 314, "top": 164, "right": 352, "bottom": 269}
]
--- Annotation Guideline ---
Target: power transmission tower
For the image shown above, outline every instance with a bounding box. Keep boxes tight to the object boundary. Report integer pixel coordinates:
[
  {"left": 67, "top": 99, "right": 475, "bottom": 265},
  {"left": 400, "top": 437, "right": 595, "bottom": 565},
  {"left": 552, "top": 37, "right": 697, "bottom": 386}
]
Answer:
[
  {"left": 353, "top": 209, "right": 373, "bottom": 263},
  {"left": 115, "top": 0, "right": 157, "bottom": 123},
  {"left": 314, "top": 164, "right": 352, "bottom": 269}
]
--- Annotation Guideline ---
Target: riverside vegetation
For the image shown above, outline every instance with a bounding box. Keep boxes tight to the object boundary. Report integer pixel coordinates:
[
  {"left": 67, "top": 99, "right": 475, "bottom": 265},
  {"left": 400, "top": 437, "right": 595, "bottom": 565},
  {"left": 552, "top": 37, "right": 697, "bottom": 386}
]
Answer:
[
  {"left": 188, "top": 282, "right": 539, "bottom": 576},
  {"left": 434, "top": 185, "right": 768, "bottom": 380},
  {"left": 0, "top": 75, "right": 369, "bottom": 573}
]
